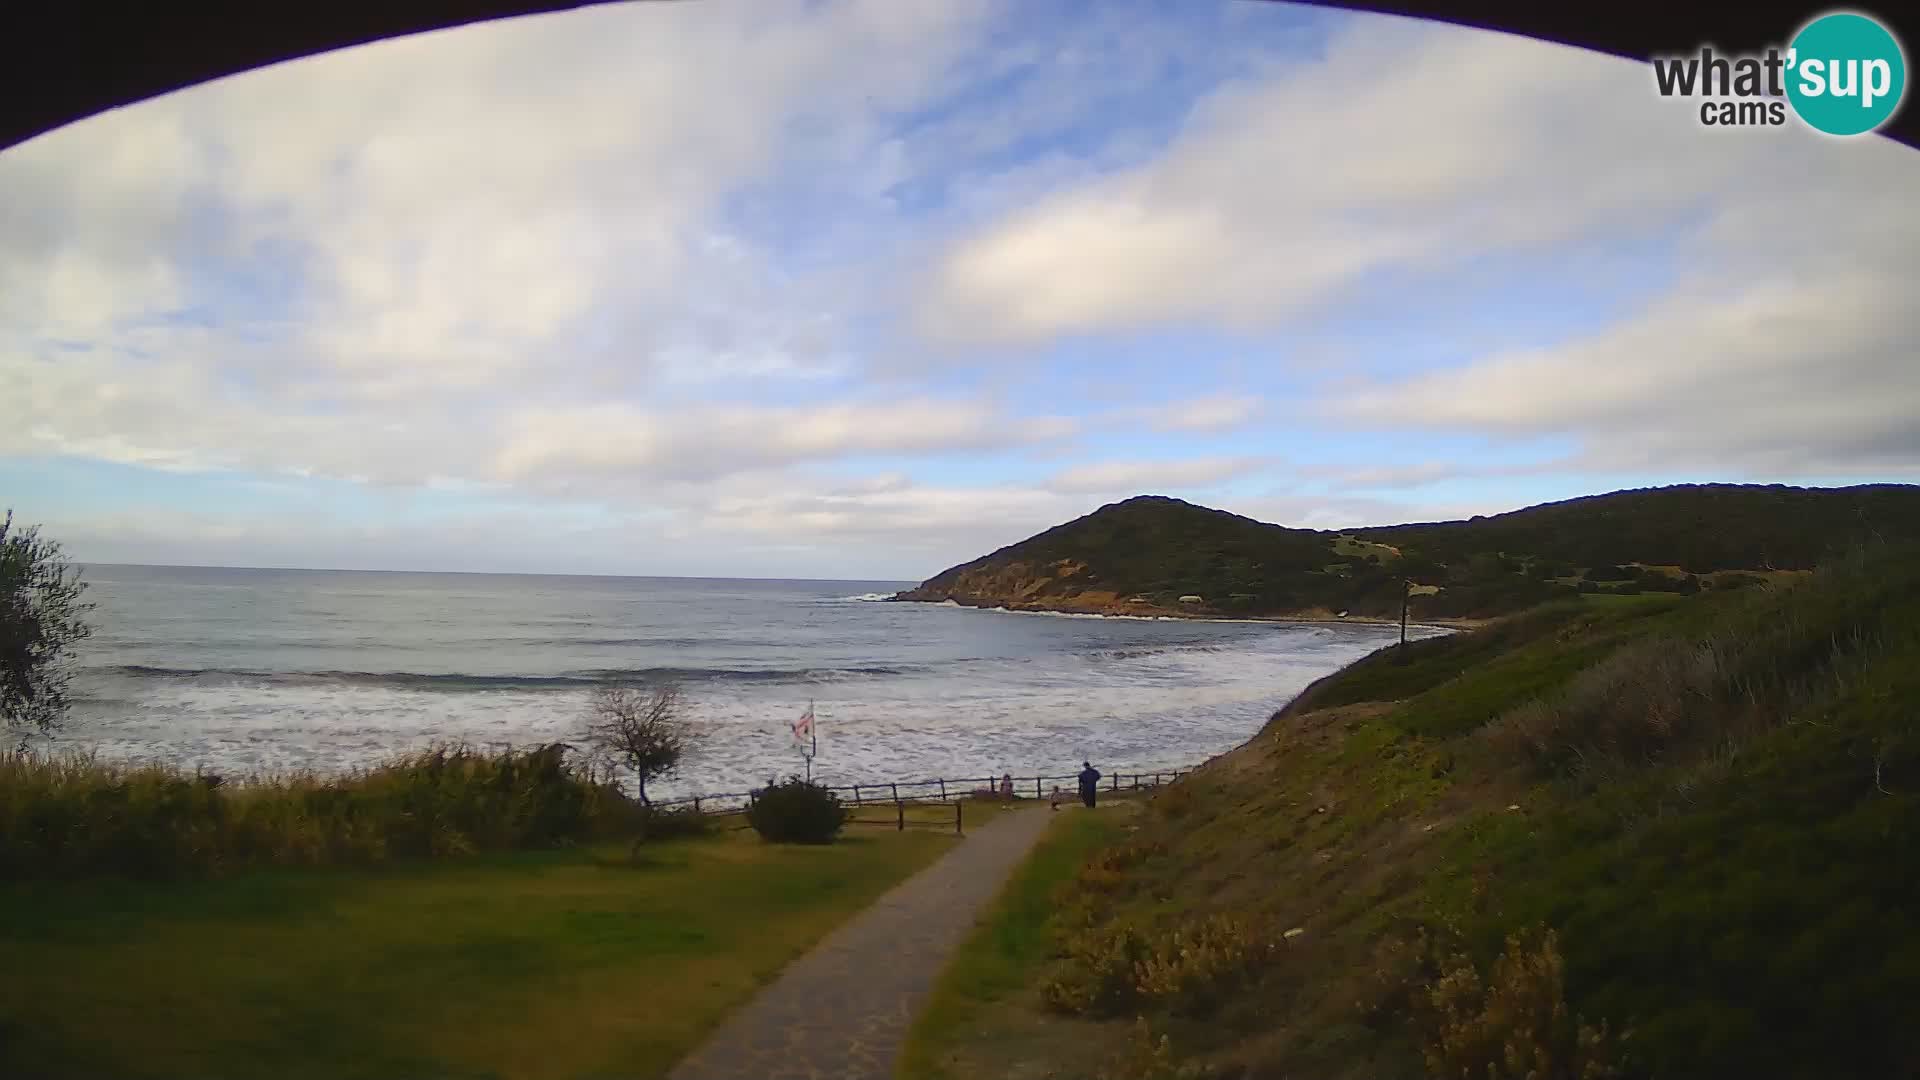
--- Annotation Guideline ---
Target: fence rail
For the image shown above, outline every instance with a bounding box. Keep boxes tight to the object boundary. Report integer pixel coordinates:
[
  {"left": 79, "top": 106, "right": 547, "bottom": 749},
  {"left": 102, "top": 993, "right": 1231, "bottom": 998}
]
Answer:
[{"left": 651, "top": 764, "right": 1200, "bottom": 835}]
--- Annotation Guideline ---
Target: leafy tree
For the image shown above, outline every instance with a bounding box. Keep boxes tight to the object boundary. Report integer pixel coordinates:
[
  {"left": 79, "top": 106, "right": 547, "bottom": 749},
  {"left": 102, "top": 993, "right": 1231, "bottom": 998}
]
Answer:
[
  {"left": 1, "top": 511, "right": 94, "bottom": 735},
  {"left": 582, "top": 682, "right": 697, "bottom": 807}
]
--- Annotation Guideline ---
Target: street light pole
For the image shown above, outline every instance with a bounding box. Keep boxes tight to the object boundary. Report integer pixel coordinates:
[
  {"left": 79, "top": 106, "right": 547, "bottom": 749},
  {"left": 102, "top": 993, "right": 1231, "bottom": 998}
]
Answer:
[{"left": 1398, "top": 577, "right": 1410, "bottom": 661}]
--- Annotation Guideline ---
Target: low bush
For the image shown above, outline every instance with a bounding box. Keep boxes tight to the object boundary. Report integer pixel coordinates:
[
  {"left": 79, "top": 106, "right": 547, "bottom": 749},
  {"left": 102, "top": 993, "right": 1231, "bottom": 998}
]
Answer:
[
  {"left": 1485, "top": 547, "right": 1917, "bottom": 779},
  {"left": 1416, "top": 925, "right": 1626, "bottom": 1080},
  {"left": 1042, "top": 919, "right": 1151, "bottom": 1016},
  {"left": 0, "top": 742, "right": 640, "bottom": 879},
  {"left": 744, "top": 777, "right": 847, "bottom": 844},
  {"left": 1043, "top": 912, "right": 1277, "bottom": 1019},
  {"left": 636, "top": 803, "right": 714, "bottom": 842},
  {"left": 1131, "top": 912, "right": 1279, "bottom": 1017}
]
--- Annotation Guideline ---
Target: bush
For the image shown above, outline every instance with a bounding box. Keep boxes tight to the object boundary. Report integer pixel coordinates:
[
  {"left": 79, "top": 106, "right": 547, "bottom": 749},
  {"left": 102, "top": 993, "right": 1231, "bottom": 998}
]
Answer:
[
  {"left": 745, "top": 777, "right": 847, "bottom": 844},
  {"left": 0, "top": 742, "right": 639, "bottom": 879},
  {"left": 1417, "top": 925, "right": 1626, "bottom": 1080},
  {"left": 1131, "top": 913, "right": 1279, "bottom": 1017},
  {"left": 1485, "top": 550, "right": 1913, "bottom": 779},
  {"left": 636, "top": 803, "right": 713, "bottom": 842},
  {"left": 1, "top": 510, "right": 95, "bottom": 734},
  {"left": 1043, "top": 919, "right": 1152, "bottom": 1015},
  {"left": 1044, "top": 912, "right": 1278, "bottom": 1019}
]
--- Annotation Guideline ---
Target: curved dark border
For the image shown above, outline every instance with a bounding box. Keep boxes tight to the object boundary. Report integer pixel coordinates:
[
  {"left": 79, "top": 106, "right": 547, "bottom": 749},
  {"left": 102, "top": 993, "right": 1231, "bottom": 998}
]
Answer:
[{"left": 1, "top": 1, "right": 1913, "bottom": 152}]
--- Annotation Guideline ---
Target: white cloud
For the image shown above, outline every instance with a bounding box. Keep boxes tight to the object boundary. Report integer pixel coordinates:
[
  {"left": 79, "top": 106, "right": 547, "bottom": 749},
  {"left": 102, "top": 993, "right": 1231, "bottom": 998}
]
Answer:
[
  {"left": 912, "top": 15, "right": 1840, "bottom": 348},
  {"left": 914, "top": 12, "right": 1920, "bottom": 477},
  {"left": 1045, "top": 456, "right": 1270, "bottom": 494},
  {"left": 493, "top": 399, "right": 1080, "bottom": 488},
  {"left": 7, "top": 2, "right": 1916, "bottom": 578},
  {"left": 3, "top": 0, "right": 1003, "bottom": 400},
  {"left": 1134, "top": 392, "right": 1265, "bottom": 433}
]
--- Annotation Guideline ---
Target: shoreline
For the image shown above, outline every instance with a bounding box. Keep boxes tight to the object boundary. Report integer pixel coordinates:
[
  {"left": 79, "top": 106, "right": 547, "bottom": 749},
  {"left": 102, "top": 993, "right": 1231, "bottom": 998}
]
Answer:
[{"left": 884, "top": 594, "right": 1480, "bottom": 632}]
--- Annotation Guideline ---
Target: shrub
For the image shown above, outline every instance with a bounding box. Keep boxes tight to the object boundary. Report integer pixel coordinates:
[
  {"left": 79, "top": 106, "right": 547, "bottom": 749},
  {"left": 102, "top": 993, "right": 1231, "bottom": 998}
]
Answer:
[
  {"left": 1131, "top": 912, "right": 1280, "bottom": 1017},
  {"left": 1043, "top": 918, "right": 1151, "bottom": 1015},
  {"left": 1, "top": 510, "right": 95, "bottom": 734},
  {"left": 0, "top": 742, "right": 639, "bottom": 879},
  {"left": 1104, "top": 1017, "right": 1220, "bottom": 1080},
  {"left": 1416, "top": 925, "right": 1626, "bottom": 1080},
  {"left": 635, "top": 803, "right": 713, "bottom": 843},
  {"left": 1044, "top": 912, "right": 1278, "bottom": 1019},
  {"left": 1485, "top": 551, "right": 1913, "bottom": 779},
  {"left": 745, "top": 777, "right": 846, "bottom": 844}
]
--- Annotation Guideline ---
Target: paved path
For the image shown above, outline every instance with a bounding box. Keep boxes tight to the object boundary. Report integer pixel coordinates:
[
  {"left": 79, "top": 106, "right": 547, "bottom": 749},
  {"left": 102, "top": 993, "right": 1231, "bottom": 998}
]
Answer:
[{"left": 666, "top": 806, "right": 1057, "bottom": 1080}]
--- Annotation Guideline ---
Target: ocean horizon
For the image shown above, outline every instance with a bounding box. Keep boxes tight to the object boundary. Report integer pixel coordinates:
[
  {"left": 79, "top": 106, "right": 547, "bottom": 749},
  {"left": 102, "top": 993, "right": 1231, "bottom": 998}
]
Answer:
[{"left": 40, "top": 564, "right": 1446, "bottom": 798}]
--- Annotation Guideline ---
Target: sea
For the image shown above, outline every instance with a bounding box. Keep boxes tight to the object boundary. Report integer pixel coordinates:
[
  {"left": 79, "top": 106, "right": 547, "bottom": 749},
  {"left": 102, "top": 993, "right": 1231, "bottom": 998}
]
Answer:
[{"left": 38, "top": 565, "right": 1449, "bottom": 799}]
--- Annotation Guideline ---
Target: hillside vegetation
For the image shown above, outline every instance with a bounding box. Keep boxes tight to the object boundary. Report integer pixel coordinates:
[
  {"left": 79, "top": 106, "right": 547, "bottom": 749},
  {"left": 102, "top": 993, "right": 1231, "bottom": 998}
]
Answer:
[
  {"left": 946, "top": 543, "right": 1920, "bottom": 1079},
  {"left": 893, "top": 484, "right": 1920, "bottom": 621}
]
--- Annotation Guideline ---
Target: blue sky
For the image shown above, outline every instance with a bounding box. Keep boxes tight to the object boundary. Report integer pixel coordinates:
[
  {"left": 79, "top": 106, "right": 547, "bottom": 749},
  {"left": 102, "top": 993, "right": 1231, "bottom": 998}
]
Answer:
[{"left": 3, "top": 0, "right": 1916, "bottom": 579}]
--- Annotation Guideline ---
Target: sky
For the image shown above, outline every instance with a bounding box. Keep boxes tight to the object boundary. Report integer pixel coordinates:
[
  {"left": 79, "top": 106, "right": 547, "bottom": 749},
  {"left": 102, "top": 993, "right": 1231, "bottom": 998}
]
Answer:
[{"left": 3, "top": 0, "right": 1917, "bottom": 581}]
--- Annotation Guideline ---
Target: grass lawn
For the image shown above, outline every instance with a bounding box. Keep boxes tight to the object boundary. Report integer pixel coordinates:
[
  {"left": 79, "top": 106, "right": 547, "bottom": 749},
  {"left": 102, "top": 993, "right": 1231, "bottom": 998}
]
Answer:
[
  {"left": 0, "top": 827, "right": 955, "bottom": 1080},
  {"left": 897, "top": 804, "right": 1129, "bottom": 1080}
]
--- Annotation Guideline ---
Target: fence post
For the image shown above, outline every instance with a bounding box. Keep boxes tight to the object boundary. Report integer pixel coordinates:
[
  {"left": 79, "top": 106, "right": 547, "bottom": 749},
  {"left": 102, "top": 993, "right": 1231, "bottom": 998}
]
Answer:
[
  {"left": 852, "top": 784, "right": 861, "bottom": 806},
  {"left": 693, "top": 796, "right": 701, "bottom": 814},
  {"left": 1111, "top": 772, "right": 1118, "bottom": 791},
  {"left": 1035, "top": 777, "right": 1042, "bottom": 799},
  {"left": 897, "top": 800, "right": 905, "bottom": 831},
  {"left": 891, "top": 782, "right": 900, "bottom": 803},
  {"left": 956, "top": 800, "right": 963, "bottom": 836},
  {"left": 939, "top": 778, "right": 947, "bottom": 800}
]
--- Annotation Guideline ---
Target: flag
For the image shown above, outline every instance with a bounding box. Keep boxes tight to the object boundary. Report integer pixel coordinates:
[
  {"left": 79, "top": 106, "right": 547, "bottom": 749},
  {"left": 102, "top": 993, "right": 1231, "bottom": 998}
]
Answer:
[{"left": 791, "top": 703, "right": 815, "bottom": 744}]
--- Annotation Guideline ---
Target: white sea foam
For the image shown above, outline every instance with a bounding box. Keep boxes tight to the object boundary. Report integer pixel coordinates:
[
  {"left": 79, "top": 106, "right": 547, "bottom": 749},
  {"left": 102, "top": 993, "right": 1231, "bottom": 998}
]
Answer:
[{"left": 44, "top": 566, "right": 1448, "bottom": 799}]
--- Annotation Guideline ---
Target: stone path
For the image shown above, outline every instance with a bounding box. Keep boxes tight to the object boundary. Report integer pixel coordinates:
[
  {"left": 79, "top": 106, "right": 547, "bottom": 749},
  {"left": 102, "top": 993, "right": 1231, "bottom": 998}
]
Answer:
[{"left": 665, "top": 805, "right": 1058, "bottom": 1080}]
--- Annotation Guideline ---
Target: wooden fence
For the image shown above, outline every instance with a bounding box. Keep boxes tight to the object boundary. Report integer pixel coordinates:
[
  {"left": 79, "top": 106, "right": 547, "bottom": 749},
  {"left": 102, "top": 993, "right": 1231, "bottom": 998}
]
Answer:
[{"left": 652, "top": 765, "right": 1199, "bottom": 836}]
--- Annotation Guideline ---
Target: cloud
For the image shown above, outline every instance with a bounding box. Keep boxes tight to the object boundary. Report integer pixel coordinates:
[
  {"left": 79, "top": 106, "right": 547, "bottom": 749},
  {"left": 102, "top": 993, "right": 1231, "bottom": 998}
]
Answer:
[
  {"left": 6, "top": 2, "right": 1916, "bottom": 579},
  {"left": 910, "top": 15, "right": 1824, "bottom": 348},
  {"left": 1323, "top": 133, "right": 1920, "bottom": 476},
  {"left": 912, "top": 11, "right": 1920, "bottom": 479},
  {"left": 1134, "top": 392, "right": 1265, "bottom": 433},
  {"left": 493, "top": 399, "right": 1080, "bottom": 489},
  {"left": 3, "top": 0, "right": 1003, "bottom": 398},
  {"left": 1045, "top": 456, "right": 1270, "bottom": 494}
]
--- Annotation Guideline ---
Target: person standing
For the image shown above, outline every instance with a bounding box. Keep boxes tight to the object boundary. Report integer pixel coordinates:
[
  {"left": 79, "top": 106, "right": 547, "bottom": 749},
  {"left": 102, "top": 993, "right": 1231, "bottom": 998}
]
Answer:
[{"left": 1078, "top": 760, "right": 1102, "bottom": 808}]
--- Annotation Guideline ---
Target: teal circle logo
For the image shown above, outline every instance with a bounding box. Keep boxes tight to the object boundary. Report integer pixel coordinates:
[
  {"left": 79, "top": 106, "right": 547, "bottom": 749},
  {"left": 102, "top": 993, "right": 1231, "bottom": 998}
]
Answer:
[{"left": 1786, "top": 11, "right": 1908, "bottom": 136}]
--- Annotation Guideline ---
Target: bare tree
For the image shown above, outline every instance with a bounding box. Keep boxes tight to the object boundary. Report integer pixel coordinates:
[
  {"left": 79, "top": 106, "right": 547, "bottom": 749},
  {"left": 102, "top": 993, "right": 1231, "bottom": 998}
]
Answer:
[{"left": 583, "top": 682, "right": 696, "bottom": 807}]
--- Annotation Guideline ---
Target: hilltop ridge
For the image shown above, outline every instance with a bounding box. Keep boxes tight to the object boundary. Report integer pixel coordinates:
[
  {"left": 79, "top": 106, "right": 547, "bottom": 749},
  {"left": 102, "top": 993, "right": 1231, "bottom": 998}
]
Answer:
[{"left": 893, "top": 483, "right": 1920, "bottom": 622}]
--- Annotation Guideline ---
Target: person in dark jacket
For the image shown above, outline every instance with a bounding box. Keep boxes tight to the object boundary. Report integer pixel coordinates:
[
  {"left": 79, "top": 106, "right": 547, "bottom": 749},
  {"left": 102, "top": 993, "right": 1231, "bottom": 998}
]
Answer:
[{"left": 1078, "top": 761, "right": 1102, "bottom": 808}]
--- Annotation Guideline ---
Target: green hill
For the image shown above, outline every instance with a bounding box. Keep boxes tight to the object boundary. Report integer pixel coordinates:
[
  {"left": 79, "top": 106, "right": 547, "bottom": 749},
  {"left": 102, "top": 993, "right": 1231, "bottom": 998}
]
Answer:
[
  {"left": 893, "top": 484, "right": 1920, "bottom": 621},
  {"left": 925, "top": 542, "right": 1920, "bottom": 1079}
]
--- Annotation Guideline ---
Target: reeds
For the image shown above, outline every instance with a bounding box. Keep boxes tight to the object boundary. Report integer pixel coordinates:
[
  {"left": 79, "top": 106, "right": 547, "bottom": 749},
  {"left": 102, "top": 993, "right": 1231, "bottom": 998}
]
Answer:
[{"left": 0, "top": 741, "right": 642, "bottom": 879}]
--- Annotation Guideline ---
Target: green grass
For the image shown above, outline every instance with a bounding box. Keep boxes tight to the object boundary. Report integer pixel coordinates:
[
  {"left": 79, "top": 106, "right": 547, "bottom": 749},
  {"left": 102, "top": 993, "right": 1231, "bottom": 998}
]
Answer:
[
  {"left": 898, "top": 808, "right": 1127, "bottom": 1080},
  {"left": 0, "top": 827, "right": 954, "bottom": 1080},
  {"left": 967, "top": 544, "right": 1920, "bottom": 1079}
]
